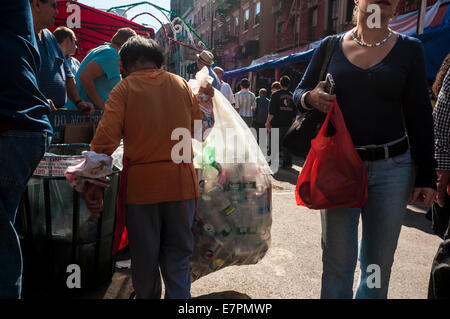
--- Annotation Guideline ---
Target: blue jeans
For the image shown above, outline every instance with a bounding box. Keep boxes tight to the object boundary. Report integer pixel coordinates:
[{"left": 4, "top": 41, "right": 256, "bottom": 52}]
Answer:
[
  {"left": 126, "top": 199, "right": 196, "bottom": 299},
  {"left": 0, "top": 130, "right": 47, "bottom": 299},
  {"left": 320, "top": 150, "right": 415, "bottom": 299}
]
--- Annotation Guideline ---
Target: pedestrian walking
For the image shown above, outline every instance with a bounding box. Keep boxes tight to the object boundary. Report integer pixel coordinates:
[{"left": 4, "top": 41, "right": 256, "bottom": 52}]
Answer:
[
  {"left": 234, "top": 78, "right": 256, "bottom": 127},
  {"left": 266, "top": 76, "right": 296, "bottom": 168},
  {"left": 196, "top": 50, "right": 221, "bottom": 90},
  {"left": 253, "top": 88, "right": 270, "bottom": 144},
  {"left": 82, "top": 36, "right": 208, "bottom": 299},
  {"left": 293, "top": 0, "right": 436, "bottom": 299},
  {"left": 213, "top": 66, "right": 235, "bottom": 106}
]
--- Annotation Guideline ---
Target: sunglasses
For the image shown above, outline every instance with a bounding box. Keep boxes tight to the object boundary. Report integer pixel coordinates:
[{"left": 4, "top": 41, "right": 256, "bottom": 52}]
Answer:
[{"left": 72, "top": 38, "right": 78, "bottom": 46}]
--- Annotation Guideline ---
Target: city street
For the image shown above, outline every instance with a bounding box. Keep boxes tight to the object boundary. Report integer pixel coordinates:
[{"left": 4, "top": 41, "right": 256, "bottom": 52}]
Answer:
[{"left": 89, "top": 158, "right": 442, "bottom": 299}]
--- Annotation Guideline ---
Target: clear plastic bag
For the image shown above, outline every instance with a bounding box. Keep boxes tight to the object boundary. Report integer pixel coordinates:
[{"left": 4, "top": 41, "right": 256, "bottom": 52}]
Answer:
[{"left": 190, "top": 81, "right": 272, "bottom": 281}]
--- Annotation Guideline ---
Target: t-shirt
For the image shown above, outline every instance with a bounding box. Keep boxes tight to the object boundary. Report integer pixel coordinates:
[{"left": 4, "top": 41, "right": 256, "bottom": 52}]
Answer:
[
  {"left": 0, "top": 0, "right": 52, "bottom": 134},
  {"left": 220, "top": 81, "right": 235, "bottom": 104},
  {"left": 269, "top": 89, "right": 296, "bottom": 128},
  {"left": 36, "top": 29, "right": 74, "bottom": 108},
  {"left": 235, "top": 90, "right": 256, "bottom": 118},
  {"left": 67, "top": 44, "right": 121, "bottom": 109},
  {"left": 254, "top": 96, "right": 270, "bottom": 124},
  {"left": 62, "top": 56, "right": 81, "bottom": 109}
]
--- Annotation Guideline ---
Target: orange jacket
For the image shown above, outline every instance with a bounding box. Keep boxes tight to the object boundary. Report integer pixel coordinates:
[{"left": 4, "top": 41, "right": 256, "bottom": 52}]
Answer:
[{"left": 90, "top": 69, "right": 202, "bottom": 205}]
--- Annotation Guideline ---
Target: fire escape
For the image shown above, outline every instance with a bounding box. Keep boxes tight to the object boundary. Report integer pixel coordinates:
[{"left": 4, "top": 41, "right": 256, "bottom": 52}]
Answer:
[{"left": 272, "top": 0, "right": 302, "bottom": 52}]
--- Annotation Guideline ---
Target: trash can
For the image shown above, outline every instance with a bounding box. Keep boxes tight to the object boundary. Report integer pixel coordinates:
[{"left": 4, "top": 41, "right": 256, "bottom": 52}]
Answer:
[{"left": 16, "top": 144, "right": 120, "bottom": 297}]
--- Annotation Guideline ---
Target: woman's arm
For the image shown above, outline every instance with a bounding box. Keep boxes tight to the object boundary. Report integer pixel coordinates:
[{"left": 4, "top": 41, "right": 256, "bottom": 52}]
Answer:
[
  {"left": 402, "top": 39, "right": 437, "bottom": 191},
  {"left": 293, "top": 37, "right": 336, "bottom": 113}
]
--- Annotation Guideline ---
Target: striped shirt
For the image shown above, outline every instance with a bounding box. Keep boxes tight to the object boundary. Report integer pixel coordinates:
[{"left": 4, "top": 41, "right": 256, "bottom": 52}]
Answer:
[
  {"left": 434, "top": 68, "right": 450, "bottom": 169},
  {"left": 235, "top": 89, "right": 256, "bottom": 117}
]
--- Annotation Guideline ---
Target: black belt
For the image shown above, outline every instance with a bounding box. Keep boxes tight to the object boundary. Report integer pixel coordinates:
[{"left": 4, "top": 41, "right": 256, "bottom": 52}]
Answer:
[{"left": 356, "top": 137, "right": 409, "bottom": 161}]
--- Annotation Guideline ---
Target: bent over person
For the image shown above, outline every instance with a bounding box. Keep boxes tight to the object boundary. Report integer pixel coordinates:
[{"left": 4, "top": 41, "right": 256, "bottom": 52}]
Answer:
[{"left": 82, "top": 36, "right": 207, "bottom": 299}]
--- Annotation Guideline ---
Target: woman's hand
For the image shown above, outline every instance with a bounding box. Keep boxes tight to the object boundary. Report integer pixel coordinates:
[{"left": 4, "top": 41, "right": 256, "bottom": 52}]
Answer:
[
  {"left": 304, "top": 81, "right": 337, "bottom": 113},
  {"left": 410, "top": 187, "right": 436, "bottom": 207}
]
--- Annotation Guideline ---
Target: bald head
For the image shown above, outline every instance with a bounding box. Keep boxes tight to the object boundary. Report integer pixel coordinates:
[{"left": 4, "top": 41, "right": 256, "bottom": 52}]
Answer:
[{"left": 213, "top": 66, "right": 224, "bottom": 81}]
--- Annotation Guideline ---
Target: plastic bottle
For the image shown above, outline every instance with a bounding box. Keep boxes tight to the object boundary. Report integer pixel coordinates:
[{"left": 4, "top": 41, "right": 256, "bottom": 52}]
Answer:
[
  {"left": 242, "top": 163, "right": 258, "bottom": 199},
  {"left": 226, "top": 164, "right": 243, "bottom": 203}
]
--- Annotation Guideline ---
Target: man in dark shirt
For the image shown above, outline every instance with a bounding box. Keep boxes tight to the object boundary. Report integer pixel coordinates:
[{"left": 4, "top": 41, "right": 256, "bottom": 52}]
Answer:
[
  {"left": 266, "top": 76, "right": 296, "bottom": 168},
  {"left": 0, "top": 0, "right": 50, "bottom": 299},
  {"left": 253, "top": 88, "right": 270, "bottom": 144}
]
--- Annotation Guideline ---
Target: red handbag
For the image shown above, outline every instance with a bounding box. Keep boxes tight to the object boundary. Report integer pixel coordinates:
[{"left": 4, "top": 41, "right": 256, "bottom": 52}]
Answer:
[{"left": 295, "top": 100, "right": 368, "bottom": 209}]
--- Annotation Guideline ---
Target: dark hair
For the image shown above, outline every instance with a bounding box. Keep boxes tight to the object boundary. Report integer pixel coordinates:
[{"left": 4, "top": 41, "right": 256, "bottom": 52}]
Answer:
[
  {"left": 53, "top": 26, "right": 75, "bottom": 44},
  {"left": 240, "top": 78, "right": 250, "bottom": 89},
  {"left": 433, "top": 53, "right": 450, "bottom": 98},
  {"left": 271, "top": 81, "right": 281, "bottom": 90},
  {"left": 119, "top": 36, "right": 165, "bottom": 70},
  {"left": 280, "top": 75, "right": 290, "bottom": 88}
]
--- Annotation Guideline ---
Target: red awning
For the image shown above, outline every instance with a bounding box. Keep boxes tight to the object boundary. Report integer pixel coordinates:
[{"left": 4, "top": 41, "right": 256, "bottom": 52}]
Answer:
[{"left": 52, "top": 0, "right": 155, "bottom": 61}]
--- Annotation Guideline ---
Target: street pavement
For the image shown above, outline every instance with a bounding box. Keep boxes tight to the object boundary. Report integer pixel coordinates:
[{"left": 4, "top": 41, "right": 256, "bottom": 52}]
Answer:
[{"left": 84, "top": 159, "right": 442, "bottom": 299}]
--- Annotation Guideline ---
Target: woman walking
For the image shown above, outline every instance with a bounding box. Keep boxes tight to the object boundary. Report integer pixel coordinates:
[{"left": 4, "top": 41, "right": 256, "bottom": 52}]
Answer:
[{"left": 293, "top": 0, "right": 437, "bottom": 298}]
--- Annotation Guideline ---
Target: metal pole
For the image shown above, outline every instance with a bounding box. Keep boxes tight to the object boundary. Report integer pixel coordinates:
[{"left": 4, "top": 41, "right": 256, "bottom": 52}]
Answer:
[
  {"left": 417, "top": 0, "right": 427, "bottom": 35},
  {"left": 210, "top": 0, "right": 215, "bottom": 50}
]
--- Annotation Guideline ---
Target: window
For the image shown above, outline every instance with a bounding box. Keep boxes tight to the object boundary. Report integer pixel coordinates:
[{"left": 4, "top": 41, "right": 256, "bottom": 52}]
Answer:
[
  {"left": 201, "top": 6, "right": 205, "bottom": 22},
  {"left": 234, "top": 15, "right": 239, "bottom": 35},
  {"left": 277, "top": 21, "right": 284, "bottom": 35},
  {"left": 328, "top": 0, "right": 339, "bottom": 33},
  {"left": 244, "top": 8, "right": 250, "bottom": 31},
  {"left": 254, "top": 1, "right": 261, "bottom": 25},
  {"left": 309, "top": 7, "right": 318, "bottom": 40}
]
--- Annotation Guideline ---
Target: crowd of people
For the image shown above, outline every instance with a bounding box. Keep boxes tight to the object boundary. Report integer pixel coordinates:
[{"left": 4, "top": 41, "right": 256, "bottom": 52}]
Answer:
[{"left": 0, "top": 0, "right": 449, "bottom": 300}]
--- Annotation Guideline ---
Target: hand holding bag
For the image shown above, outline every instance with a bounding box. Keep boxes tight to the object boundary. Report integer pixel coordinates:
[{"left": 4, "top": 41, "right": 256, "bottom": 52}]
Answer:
[
  {"left": 295, "top": 100, "right": 368, "bottom": 209},
  {"left": 282, "top": 36, "right": 339, "bottom": 159}
]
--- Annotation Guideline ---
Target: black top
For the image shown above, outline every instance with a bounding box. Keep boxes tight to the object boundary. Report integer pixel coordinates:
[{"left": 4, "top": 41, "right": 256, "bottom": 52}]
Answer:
[
  {"left": 293, "top": 34, "right": 437, "bottom": 189},
  {"left": 254, "top": 96, "right": 270, "bottom": 124},
  {"left": 269, "top": 89, "right": 296, "bottom": 128}
]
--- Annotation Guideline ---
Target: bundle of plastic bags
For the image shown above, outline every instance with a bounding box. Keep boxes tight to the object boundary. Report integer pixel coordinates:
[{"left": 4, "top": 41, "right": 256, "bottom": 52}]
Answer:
[{"left": 189, "top": 71, "right": 273, "bottom": 281}]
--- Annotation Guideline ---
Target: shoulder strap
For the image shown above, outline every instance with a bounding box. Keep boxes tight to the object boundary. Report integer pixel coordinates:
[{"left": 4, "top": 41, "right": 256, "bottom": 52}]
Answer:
[{"left": 319, "top": 35, "right": 339, "bottom": 82}]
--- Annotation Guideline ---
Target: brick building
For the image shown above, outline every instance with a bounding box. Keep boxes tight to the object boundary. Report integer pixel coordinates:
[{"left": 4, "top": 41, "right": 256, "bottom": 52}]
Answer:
[{"left": 175, "top": 0, "right": 440, "bottom": 88}]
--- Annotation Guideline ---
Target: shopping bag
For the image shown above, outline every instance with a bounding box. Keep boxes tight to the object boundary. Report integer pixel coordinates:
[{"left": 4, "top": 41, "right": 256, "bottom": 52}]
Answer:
[{"left": 295, "top": 100, "right": 368, "bottom": 209}]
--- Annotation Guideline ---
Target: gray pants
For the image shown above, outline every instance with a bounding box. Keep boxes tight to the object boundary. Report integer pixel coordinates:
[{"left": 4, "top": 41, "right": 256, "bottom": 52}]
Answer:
[{"left": 126, "top": 199, "right": 196, "bottom": 299}]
